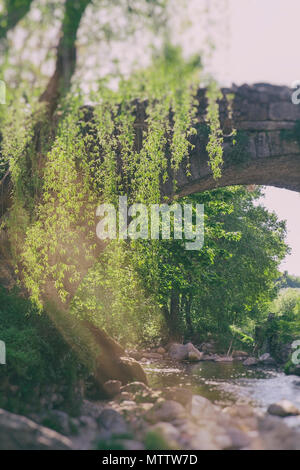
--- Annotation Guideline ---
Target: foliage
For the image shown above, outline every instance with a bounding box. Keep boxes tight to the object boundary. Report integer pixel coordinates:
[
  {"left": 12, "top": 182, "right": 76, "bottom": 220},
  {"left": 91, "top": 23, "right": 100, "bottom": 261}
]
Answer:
[
  {"left": 70, "top": 186, "right": 288, "bottom": 346},
  {"left": 0, "top": 285, "right": 90, "bottom": 415},
  {"left": 0, "top": 0, "right": 290, "bottom": 359},
  {"left": 270, "top": 289, "right": 300, "bottom": 344},
  {"left": 255, "top": 289, "right": 300, "bottom": 362},
  {"left": 21, "top": 99, "right": 98, "bottom": 308},
  {"left": 278, "top": 272, "right": 300, "bottom": 289},
  {"left": 205, "top": 81, "right": 223, "bottom": 179},
  {"left": 226, "top": 131, "right": 251, "bottom": 165}
]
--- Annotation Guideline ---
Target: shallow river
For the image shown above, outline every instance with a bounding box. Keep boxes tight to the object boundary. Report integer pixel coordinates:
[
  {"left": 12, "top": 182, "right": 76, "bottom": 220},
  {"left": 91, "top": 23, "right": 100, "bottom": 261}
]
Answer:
[{"left": 145, "top": 360, "right": 300, "bottom": 414}]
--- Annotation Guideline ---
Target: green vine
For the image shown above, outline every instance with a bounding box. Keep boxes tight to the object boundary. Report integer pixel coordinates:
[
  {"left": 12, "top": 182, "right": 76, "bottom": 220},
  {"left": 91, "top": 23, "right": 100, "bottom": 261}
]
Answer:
[
  {"left": 2, "top": 46, "right": 224, "bottom": 318},
  {"left": 205, "top": 81, "right": 223, "bottom": 179}
]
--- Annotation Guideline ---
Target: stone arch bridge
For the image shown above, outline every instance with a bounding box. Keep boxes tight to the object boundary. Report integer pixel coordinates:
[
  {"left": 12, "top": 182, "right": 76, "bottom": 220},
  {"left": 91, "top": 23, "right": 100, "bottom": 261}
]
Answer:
[{"left": 132, "top": 83, "right": 300, "bottom": 198}]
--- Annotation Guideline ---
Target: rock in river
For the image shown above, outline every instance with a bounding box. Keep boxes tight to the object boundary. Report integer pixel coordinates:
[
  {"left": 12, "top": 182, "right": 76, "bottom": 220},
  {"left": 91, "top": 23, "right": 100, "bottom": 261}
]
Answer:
[
  {"left": 168, "top": 343, "right": 203, "bottom": 362},
  {"left": 268, "top": 400, "right": 300, "bottom": 418},
  {"left": 243, "top": 357, "right": 259, "bottom": 366}
]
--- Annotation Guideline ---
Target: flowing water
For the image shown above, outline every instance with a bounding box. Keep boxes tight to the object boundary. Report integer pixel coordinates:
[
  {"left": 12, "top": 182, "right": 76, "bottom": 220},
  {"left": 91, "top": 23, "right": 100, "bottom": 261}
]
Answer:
[{"left": 145, "top": 360, "right": 300, "bottom": 428}]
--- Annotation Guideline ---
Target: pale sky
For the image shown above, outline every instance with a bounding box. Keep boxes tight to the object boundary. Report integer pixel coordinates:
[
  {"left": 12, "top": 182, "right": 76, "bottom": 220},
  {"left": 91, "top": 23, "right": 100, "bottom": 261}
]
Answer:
[
  {"left": 218, "top": 0, "right": 300, "bottom": 276},
  {"left": 171, "top": 0, "right": 300, "bottom": 275}
]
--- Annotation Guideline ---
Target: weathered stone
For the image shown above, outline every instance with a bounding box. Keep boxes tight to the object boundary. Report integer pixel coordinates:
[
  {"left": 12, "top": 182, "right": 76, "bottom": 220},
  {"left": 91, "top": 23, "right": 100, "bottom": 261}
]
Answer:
[
  {"left": 0, "top": 408, "right": 72, "bottom": 450},
  {"left": 268, "top": 400, "right": 300, "bottom": 418},
  {"left": 168, "top": 343, "right": 188, "bottom": 361},
  {"left": 243, "top": 357, "right": 259, "bottom": 366},
  {"left": 156, "top": 347, "right": 166, "bottom": 355},
  {"left": 189, "top": 429, "right": 220, "bottom": 450},
  {"left": 190, "top": 395, "right": 219, "bottom": 422},
  {"left": 79, "top": 415, "right": 98, "bottom": 429},
  {"left": 145, "top": 400, "right": 186, "bottom": 424},
  {"left": 116, "top": 357, "right": 148, "bottom": 384},
  {"left": 223, "top": 404, "right": 256, "bottom": 420},
  {"left": 259, "top": 353, "right": 276, "bottom": 365},
  {"left": 226, "top": 426, "right": 251, "bottom": 449},
  {"left": 127, "top": 350, "right": 143, "bottom": 361},
  {"left": 103, "top": 380, "right": 122, "bottom": 398},
  {"left": 257, "top": 415, "right": 300, "bottom": 450},
  {"left": 97, "top": 409, "right": 128, "bottom": 436},
  {"left": 117, "top": 391, "right": 135, "bottom": 402},
  {"left": 120, "top": 381, "right": 151, "bottom": 395},
  {"left": 168, "top": 342, "right": 203, "bottom": 362},
  {"left": 214, "top": 355, "right": 234, "bottom": 362},
  {"left": 269, "top": 102, "right": 300, "bottom": 121},
  {"left": 232, "top": 350, "right": 249, "bottom": 359}
]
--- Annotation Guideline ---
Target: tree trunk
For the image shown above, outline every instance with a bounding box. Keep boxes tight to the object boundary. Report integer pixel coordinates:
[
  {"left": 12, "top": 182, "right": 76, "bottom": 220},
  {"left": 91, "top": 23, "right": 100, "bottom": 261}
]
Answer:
[{"left": 184, "top": 294, "right": 193, "bottom": 338}]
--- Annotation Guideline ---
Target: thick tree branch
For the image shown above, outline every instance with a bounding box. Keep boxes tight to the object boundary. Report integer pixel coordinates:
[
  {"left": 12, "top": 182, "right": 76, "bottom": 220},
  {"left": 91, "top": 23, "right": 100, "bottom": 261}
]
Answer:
[
  {"left": 0, "top": 0, "right": 34, "bottom": 40},
  {"left": 39, "top": 0, "right": 91, "bottom": 113}
]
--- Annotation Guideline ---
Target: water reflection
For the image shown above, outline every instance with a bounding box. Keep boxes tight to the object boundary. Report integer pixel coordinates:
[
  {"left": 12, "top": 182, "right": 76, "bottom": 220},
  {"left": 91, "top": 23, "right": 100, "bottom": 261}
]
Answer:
[{"left": 145, "top": 360, "right": 300, "bottom": 410}]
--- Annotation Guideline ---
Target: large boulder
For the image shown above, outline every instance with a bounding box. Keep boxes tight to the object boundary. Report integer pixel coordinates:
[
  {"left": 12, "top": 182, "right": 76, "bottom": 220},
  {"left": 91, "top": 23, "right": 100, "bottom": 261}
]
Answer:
[
  {"left": 116, "top": 357, "right": 148, "bottom": 384},
  {"left": 168, "top": 343, "right": 203, "bottom": 362},
  {"left": 84, "top": 322, "right": 148, "bottom": 391},
  {"left": 268, "top": 400, "right": 300, "bottom": 418},
  {"left": 0, "top": 408, "right": 72, "bottom": 450}
]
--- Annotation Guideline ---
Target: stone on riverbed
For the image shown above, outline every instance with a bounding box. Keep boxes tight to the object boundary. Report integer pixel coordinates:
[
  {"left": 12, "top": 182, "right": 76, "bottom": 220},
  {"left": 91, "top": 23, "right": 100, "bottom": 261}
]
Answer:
[
  {"left": 256, "top": 415, "right": 300, "bottom": 450},
  {"left": 243, "top": 357, "right": 259, "bottom": 366},
  {"left": 116, "top": 356, "right": 148, "bottom": 384},
  {"left": 168, "top": 343, "right": 203, "bottom": 362},
  {"left": 103, "top": 380, "right": 122, "bottom": 398},
  {"left": 190, "top": 395, "right": 219, "bottom": 422},
  {"left": 0, "top": 408, "right": 72, "bottom": 450},
  {"left": 97, "top": 409, "right": 128, "bottom": 437},
  {"left": 259, "top": 353, "right": 276, "bottom": 365},
  {"left": 232, "top": 350, "right": 249, "bottom": 359},
  {"left": 156, "top": 347, "right": 166, "bottom": 355},
  {"left": 145, "top": 400, "right": 186, "bottom": 424},
  {"left": 120, "top": 381, "right": 151, "bottom": 395},
  {"left": 267, "top": 400, "right": 300, "bottom": 417}
]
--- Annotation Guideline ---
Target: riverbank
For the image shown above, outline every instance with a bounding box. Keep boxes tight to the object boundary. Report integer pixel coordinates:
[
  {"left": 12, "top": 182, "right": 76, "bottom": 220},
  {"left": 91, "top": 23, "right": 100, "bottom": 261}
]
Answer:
[{"left": 1, "top": 354, "right": 300, "bottom": 450}]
